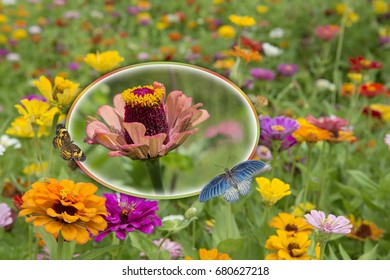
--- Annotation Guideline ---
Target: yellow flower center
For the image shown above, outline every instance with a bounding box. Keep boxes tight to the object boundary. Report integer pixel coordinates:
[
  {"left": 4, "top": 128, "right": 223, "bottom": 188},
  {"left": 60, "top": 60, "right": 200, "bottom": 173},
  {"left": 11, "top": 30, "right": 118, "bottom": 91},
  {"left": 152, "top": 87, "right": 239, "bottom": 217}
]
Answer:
[
  {"left": 122, "top": 85, "right": 165, "bottom": 108},
  {"left": 60, "top": 189, "right": 69, "bottom": 200},
  {"left": 271, "top": 125, "right": 285, "bottom": 132},
  {"left": 55, "top": 78, "right": 73, "bottom": 92}
]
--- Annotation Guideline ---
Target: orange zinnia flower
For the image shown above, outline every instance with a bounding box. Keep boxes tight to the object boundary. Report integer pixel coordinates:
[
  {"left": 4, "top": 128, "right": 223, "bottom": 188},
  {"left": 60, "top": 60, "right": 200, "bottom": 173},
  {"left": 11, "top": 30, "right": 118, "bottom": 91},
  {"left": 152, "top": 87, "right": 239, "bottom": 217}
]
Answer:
[
  {"left": 347, "top": 215, "right": 384, "bottom": 241},
  {"left": 185, "top": 248, "right": 232, "bottom": 260},
  {"left": 19, "top": 179, "right": 108, "bottom": 244},
  {"left": 228, "top": 45, "right": 262, "bottom": 63},
  {"left": 293, "top": 118, "right": 332, "bottom": 143}
]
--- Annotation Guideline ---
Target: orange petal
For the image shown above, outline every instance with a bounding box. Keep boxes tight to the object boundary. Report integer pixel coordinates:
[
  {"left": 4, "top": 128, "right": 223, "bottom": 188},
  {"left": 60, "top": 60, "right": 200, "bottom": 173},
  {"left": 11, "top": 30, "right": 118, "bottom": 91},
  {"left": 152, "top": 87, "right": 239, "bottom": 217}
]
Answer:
[
  {"left": 45, "top": 220, "right": 63, "bottom": 234},
  {"left": 61, "top": 224, "right": 77, "bottom": 241}
]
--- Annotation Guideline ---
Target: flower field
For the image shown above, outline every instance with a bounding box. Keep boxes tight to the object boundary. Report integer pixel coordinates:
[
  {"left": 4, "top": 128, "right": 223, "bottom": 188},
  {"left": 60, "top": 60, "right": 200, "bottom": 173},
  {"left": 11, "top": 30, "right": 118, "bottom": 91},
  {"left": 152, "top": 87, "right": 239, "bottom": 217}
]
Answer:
[{"left": 1, "top": 0, "right": 390, "bottom": 261}]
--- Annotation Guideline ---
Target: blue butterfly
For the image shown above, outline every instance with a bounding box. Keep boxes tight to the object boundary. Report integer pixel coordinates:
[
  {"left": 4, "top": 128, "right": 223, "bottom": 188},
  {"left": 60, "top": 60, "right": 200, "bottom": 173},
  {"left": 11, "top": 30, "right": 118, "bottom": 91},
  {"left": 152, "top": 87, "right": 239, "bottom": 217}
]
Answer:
[{"left": 199, "top": 160, "right": 271, "bottom": 203}]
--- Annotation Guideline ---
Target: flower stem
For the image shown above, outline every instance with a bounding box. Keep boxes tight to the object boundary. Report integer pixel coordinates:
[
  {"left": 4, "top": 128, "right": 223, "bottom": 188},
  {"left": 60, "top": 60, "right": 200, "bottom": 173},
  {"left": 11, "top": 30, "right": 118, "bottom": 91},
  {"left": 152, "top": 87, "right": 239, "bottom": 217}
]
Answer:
[
  {"left": 57, "top": 233, "right": 64, "bottom": 260},
  {"left": 28, "top": 224, "right": 33, "bottom": 260},
  {"left": 320, "top": 240, "right": 328, "bottom": 260},
  {"left": 145, "top": 158, "right": 164, "bottom": 194},
  {"left": 302, "top": 144, "right": 313, "bottom": 206},
  {"left": 331, "top": 14, "right": 346, "bottom": 108}
]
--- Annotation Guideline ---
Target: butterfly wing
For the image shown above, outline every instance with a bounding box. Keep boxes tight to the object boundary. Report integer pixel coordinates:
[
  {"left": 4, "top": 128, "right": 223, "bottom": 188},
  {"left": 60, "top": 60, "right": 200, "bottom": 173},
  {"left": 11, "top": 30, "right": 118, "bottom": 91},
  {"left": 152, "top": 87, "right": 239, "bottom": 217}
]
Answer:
[
  {"left": 230, "top": 160, "right": 271, "bottom": 196},
  {"left": 70, "top": 143, "right": 86, "bottom": 162},
  {"left": 53, "top": 124, "right": 71, "bottom": 149},
  {"left": 223, "top": 185, "right": 240, "bottom": 203},
  {"left": 199, "top": 174, "right": 229, "bottom": 202}
]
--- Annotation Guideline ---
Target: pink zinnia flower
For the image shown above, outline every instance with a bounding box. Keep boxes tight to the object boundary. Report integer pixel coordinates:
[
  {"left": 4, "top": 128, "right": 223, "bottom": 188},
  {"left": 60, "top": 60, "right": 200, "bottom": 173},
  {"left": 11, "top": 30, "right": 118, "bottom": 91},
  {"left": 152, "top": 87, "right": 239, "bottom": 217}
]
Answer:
[
  {"left": 385, "top": 134, "right": 390, "bottom": 150},
  {"left": 306, "top": 115, "right": 349, "bottom": 137},
  {"left": 304, "top": 210, "right": 352, "bottom": 234},
  {"left": 205, "top": 121, "right": 243, "bottom": 142},
  {"left": 314, "top": 25, "right": 340, "bottom": 41},
  {"left": 152, "top": 238, "right": 183, "bottom": 259},
  {"left": 85, "top": 81, "right": 209, "bottom": 160},
  {"left": 0, "top": 203, "right": 13, "bottom": 228}
]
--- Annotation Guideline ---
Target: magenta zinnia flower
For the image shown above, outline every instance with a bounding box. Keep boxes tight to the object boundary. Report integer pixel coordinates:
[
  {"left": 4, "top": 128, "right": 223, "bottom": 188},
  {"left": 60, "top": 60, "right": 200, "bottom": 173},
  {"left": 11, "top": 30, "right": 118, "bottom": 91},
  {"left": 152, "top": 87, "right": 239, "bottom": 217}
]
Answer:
[
  {"left": 85, "top": 81, "right": 209, "bottom": 160},
  {"left": 259, "top": 116, "right": 299, "bottom": 151},
  {"left": 250, "top": 68, "right": 275, "bottom": 81},
  {"left": 95, "top": 193, "right": 161, "bottom": 242},
  {"left": 304, "top": 210, "right": 352, "bottom": 235},
  {"left": 277, "top": 64, "right": 299, "bottom": 77}
]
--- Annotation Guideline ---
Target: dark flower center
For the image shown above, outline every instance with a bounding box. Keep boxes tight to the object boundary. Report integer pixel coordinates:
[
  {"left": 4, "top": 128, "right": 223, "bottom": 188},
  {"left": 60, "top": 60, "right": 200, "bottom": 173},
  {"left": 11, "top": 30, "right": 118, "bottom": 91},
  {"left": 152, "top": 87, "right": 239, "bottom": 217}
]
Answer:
[
  {"left": 52, "top": 203, "right": 78, "bottom": 216},
  {"left": 122, "top": 85, "right": 169, "bottom": 145},
  {"left": 287, "top": 242, "right": 301, "bottom": 257},
  {"left": 285, "top": 223, "right": 298, "bottom": 232},
  {"left": 355, "top": 224, "right": 372, "bottom": 239}
]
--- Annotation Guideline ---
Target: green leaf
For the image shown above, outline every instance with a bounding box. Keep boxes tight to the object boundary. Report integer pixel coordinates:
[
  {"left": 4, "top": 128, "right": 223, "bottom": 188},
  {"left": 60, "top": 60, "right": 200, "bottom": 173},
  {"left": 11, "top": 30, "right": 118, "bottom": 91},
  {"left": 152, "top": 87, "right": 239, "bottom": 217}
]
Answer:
[
  {"left": 338, "top": 244, "right": 351, "bottom": 260},
  {"left": 358, "top": 244, "right": 378, "bottom": 260},
  {"left": 37, "top": 227, "right": 57, "bottom": 259},
  {"left": 158, "top": 217, "right": 197, "bottom": 232},
  {"left": 327, "top": 245, "right": 339, "bottom": 260},
  {"left": 62, "top": 240, "right": 76, "bottom": 260},
  {"left": 74, "top": 245, "right": 121, "bottom": 260},
  {"left": 130, "top": 232, "right": 169, "bottom": 260},
  {"left": 347, "top": 170, "right": 380, "bottom": 191},
  {"left": 212, "top": 203, "right": 241, "bottom": 245},
  {"left": 217, "top": 238, "right": 245, "bottom": 254}
]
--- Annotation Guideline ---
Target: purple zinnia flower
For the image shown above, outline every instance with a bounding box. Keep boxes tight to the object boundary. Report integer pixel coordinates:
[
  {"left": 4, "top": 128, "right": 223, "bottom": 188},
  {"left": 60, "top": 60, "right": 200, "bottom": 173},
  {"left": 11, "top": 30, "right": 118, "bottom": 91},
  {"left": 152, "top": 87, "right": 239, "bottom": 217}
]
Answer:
[
  {"left": 259, "top": 116, "right": 299, "bottom": 151},
  {"left": 95, "top": 193, "right": 161, "bottom": 242},
  {"left": 250, "top": 68, "right": 275, "bottom": 81},
  {"left": 0, "top": 49, "right": 10, "bottom": 57},
  {"left": 127, "top": 6, "right": 139, "bottom": 15},
  {"left": 20, "top": 94, "right": 47, "bottom": 102},
  {"left": 277, "top": 63, "right": 299, "bottom": 77},
  {"left": 0, "top": 203, "right": 13, "bottom": 228},
  {"left": 304, "top": 210, "right": 352, "bottom": 235},
  {"left": 67, "top": 62, "right": 80, "bottom": 71}
]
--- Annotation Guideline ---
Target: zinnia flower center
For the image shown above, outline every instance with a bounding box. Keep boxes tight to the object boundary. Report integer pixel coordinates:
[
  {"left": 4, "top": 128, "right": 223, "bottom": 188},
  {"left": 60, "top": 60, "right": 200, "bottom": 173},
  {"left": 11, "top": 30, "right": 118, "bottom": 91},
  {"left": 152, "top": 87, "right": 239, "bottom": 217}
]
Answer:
[
  {"left": 271, "top": 125, "right": 285, "bottom": 132},
  {"left": 121, "top": 84, "right": 169, "bottom": 144},
  {"left": 285, "top": 223, "right": 298, "bottom": 232},
  {"left": 52, "top": 203, "right": 78, "bottom": 216},
  {"left": 355, "top": 224, "right": 372, "bottom": 239},
  {"left": 287, "top": 242, "right": 301, "bottom": 257}
]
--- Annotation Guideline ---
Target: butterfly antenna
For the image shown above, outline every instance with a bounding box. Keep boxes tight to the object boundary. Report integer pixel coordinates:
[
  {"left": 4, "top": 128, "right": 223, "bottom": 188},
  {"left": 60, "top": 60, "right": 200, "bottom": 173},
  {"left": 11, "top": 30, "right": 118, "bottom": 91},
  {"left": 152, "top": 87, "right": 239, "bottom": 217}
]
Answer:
[
  {"left": 226, "top": 156, "right": 231, "bottom": 168},
  {"left": 214, "top": 164, "right": 225, "bottom": 170}
]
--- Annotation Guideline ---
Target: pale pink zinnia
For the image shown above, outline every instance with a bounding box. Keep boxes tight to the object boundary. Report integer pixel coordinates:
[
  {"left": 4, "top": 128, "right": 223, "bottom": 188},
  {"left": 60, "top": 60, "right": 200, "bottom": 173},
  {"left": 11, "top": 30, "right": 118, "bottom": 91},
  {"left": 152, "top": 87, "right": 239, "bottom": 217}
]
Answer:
[
  {"left": 306, "top": 115, "right": 349, "bottom": 137},
  {"left": 385, "top": 134, "right": 390, "bottom": 150},
  {"left": 304, "top": 210, "right": 352, "bottom": 234},
  {"left": 152, "top": 238, "right": 183, "bottom": 259},
  {"left": 0, "top": 203, "right": 13, "bottom": 228},
  {"left": 85, "top": 82, "right": 210, "bottom": 160}
]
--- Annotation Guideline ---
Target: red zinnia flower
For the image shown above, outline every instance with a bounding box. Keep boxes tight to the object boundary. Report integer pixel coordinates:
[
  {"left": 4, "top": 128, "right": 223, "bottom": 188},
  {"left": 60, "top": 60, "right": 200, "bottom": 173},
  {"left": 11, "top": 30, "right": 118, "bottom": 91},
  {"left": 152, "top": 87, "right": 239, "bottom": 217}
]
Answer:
[
  {"left": 349, "top": 56, "right": 382, "bottom": 72},
  {"left": 360, "top": 82, "right": 386, "bottom": 97}
]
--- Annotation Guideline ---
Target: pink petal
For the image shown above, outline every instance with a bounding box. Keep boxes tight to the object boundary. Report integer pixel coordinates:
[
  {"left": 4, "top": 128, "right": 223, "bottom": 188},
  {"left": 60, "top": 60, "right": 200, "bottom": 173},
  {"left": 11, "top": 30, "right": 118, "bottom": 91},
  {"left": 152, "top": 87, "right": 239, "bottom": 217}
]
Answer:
[
  {"left": 123, "top": 122, "right": 147, "bottom": 145},
  {"left": 97, "top": 105, "right": 123, "bottom": 133},
  {"left": 119, "top": 143, "right": 150, "bottom": 160},
  {"left": 85, "top": 120, "right": 111, "bottom": 141},
  {"left": 146, "top": 134, "right": 166, "bottom": 157},
  {"left": 113, "top": 93, "right": 125, "bottom": 118},
  {"left": 94, "top": 132, "right": 127, "bottom": 151}
]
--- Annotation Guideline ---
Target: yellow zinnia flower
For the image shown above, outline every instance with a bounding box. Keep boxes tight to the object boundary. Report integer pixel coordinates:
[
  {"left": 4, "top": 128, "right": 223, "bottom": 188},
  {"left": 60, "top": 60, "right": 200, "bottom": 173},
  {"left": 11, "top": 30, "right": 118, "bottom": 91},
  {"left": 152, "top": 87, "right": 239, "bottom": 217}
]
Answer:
[
  {"left": 373, "top": 0, "right": 389, "bottom": 14},
  {"left": 185, "top": 248, "right": 232, "bottom": 260},
  {"left": 291, "top": 202, "right": 316, "bottom": 217},
  {"left": 265, "top": 230, "right": 311, "bottom": 260},
  {"left": 217, "top": 25, "right": 236, "bottom": 39},
  {"left": 6, "top": 116, "right": 50, "bottom": 138},
  {"left": 15, "top": 99, "right": 59, "bottom": 127},
  {"left": 256, "top": 5, "right": 269, "bottom": 14},
  {"left": 269, "top": 212, "right": 313, "bottom": 236},
  {"left": 293, "top": 118, "right": 332, "bottom": 143},
  {"left": 19, "top": 178, "right": 108, "bottom": 244},
  {"left": 33, "top": 76, "right": 79, "bottom": 108},
  {"left": 256, "top": 177, "right": 291, "bottom": 207},
  {"left": 228, "top": 14, "right": 256, "bottom": 27},
  {"left": 23, "top": 162, "right": 48, "bottom": 176},
  {"left": 347, "top": 214, "right": 384, "bottom": 241},
  {"left": 11, "top": 28, "right": 27, "bottom": 40},
  {"left": 84, "top": 50, "right": 124, "bottom": 73}
]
